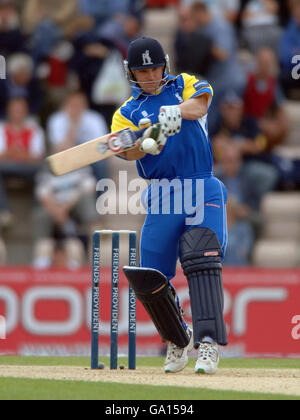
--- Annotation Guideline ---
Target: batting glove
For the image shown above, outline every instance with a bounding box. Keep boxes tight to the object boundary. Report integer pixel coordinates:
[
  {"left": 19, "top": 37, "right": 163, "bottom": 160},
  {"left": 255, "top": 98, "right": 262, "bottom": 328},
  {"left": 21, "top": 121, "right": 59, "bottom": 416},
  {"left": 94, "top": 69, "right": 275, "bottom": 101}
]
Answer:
[
  {"left": 158, "top": 105, "right": 182, "bottom": 137},
  {"left": 137, "top": 119, "right": 167, "bottom": 155}
]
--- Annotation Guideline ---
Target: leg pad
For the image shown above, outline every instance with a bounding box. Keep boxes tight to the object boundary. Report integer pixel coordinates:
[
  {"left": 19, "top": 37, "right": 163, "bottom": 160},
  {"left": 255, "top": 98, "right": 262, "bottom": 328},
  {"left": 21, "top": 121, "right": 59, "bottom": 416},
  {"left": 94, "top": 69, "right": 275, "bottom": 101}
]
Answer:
[
  {"left": 123, "top": 266, "right": 190, "bottom": 348},
  {"left": 179, "top": 228, "right": 228, "bottom": 346}
]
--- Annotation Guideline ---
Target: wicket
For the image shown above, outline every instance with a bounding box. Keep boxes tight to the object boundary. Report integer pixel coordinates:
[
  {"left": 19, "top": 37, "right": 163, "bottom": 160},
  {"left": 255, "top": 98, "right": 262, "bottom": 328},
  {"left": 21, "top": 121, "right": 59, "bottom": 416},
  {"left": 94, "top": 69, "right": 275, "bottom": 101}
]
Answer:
[{"left": 91, "top": 230, "right": 137, "bottom": 370}]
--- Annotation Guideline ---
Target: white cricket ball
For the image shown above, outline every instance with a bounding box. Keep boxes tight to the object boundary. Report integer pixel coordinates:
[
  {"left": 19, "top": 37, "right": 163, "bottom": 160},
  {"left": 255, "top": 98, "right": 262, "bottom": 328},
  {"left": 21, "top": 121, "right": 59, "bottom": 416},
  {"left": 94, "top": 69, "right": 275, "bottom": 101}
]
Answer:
[{"left": 141, "top": 138, "right": 157, "bottom": 154}]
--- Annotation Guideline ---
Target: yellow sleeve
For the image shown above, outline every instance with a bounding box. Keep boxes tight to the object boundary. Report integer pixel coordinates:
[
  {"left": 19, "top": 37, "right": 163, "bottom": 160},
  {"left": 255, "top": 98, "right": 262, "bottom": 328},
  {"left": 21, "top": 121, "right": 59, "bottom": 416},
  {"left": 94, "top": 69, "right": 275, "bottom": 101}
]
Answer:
[
  {"left": 181, "top": 73, "right": 214, "bottom": 106},
  {"left": 111, "top": 104, "right": 139, "bottom": 133}
]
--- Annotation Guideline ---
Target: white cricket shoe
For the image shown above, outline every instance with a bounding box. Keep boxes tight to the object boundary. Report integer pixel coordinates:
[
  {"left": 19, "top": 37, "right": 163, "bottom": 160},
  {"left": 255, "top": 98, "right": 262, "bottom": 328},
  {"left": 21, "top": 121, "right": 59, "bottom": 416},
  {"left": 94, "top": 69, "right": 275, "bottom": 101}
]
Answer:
[
  {"left": 164, "top": 328, "right": 193, "bottom": 373},
  {"left": 195, "top": 341, "right": 219, "bottom": 374}
]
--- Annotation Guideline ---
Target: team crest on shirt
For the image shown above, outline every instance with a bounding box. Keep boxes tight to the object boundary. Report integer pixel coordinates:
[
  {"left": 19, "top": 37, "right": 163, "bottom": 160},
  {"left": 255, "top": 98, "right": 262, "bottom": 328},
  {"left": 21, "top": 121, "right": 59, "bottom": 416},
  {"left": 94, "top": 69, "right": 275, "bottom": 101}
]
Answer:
[{"left": 142, "top": 50, "right": 153, "bottom": 66}]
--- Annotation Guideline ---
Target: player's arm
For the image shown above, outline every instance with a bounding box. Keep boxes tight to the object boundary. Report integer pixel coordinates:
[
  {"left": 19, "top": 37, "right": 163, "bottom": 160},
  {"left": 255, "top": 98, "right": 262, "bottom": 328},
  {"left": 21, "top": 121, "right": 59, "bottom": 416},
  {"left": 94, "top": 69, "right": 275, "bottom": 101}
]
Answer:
[
  {"left": 121, "top": 144, "right": 146, "bottom": 161},
  {"left": 158, "top": 74, "right": 213, "bottom": 135},
  {"left": 111, "top": 109, "right": 166, "bottom": 160},
  {"left": 121, "top": 122, "right": 166, "bottom": 160},
  {"left": 178, "top": 94, "right": 209, "bottom": 120},
  {"left": 159, "top": 94, "right": 209, "bottom": 130},
  {"left": 111, "top": 107, "right": 146, "bottom": 161}
]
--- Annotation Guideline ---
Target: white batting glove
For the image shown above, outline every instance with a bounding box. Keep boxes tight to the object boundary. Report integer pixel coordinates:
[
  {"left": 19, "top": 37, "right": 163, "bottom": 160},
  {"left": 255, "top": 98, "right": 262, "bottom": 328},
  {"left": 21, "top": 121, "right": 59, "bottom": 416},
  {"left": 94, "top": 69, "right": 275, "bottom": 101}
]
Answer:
[
  {"left": 158, "top": 105, "right": 182, "bottom": 137},
  {"left": 138, "top": 121, "right": 167, "bottom": 155}
]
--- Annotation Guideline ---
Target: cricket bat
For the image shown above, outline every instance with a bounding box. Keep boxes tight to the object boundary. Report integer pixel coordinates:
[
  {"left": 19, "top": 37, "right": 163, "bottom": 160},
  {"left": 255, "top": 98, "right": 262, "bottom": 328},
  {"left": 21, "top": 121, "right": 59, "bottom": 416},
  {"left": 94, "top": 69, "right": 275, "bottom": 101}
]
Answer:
[{"left": 47, "top": 126, "right": 148, "bottom": 176}]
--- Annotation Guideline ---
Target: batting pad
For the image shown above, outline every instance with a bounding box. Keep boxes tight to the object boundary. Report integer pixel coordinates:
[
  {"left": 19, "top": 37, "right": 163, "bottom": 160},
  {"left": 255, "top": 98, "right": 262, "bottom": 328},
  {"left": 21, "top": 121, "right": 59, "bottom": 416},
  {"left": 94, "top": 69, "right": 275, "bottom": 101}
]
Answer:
[
  {"left": 179, "top": 227, "right": 228, "bottom": 347},
  {"left": 123, "top": 266, "right": 190, "bottom": 348}
]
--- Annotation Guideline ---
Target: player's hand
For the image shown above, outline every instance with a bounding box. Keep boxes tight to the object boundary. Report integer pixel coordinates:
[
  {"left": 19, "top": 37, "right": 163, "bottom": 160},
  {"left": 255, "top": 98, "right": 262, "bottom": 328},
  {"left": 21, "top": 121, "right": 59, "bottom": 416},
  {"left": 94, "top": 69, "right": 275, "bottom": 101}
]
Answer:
[
  {"left": 138, "top": 118, "right": 152, "bottom": 130},
  {"left": 158, "top": 105, "right": 182, "bottom": 137},
  {"left": 140, "top": 126, "right": 167, "bottom": 155},
  {"left": 138, "top": 119, "right": 167, "bottom": 155}
]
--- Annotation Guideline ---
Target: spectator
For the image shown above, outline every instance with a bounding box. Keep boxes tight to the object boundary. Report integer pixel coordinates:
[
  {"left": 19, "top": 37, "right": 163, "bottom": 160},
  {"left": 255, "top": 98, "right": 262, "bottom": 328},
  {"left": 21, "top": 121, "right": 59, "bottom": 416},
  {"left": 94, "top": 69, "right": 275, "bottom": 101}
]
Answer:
[
  {"left": 22, "top": 0, "right": 78, "bottom": 34},
  {"left": 33, "top": 166, "right": 98, "bottom": 269},
  {"left": 66, "top": 7, "right": 142, "bottom": 124},
  {"left": 174, "top": 5, "right": 213, "bottom": 76},
  {"left": 78, "top": 0, "right": 144, "bottom": 29},
  {"left": 181, "top": 0, "right": 241, "bottom": 23},
  {"left": 0, "top": 53, "right": 44, "bottom": 118},
  {"left": 98, "top": 13, "right": 143, "bottom": 57},
  {"left": 213, "top": 92, "right": 279, "bottom": 210},
  {"left": 0, "top": 0, "right": 27, "bottom": 56},
  {"left": 223, "top": 196, "right": 254, "bottom": 266},
  {"left": 204, "top": 0, "right": 242, "bottom": 23},
  {"left": 43, "top": 14, "right": 96, "bottom": 110},
  {"left": 279, "top": 0, "right": 300, "bottom": 99},
  {"left": 206, "top": 0, "right": 241, "bottom": 23},
  {"left": 79, "top": 0, "right": 128, "bottom": 26},
  {"left": 218, "top": 91, "right": 300, "bottom": 189},
  {"left": 43, "top": 40, "right": 76, "bottom": 112},
  {"left": 215, "top": 142, "right": 266, "bottom": 241},
  {"left": 191, "top": 0, "right": 246, "bottom": 131},
  {"left": 21, "top": 0, "right": 78, "bottom": 64},
  {"left": 243, "top": 47, "right": 288, "bottom": 151},
  {"left": 0, "top": 97, "right": 45, "bottom": 226},
  {"left": 69, "top": 31, "right": 113, "bottom": 106},
  {"left": 47, "top": 91, "right": 108, "bottom": 181},
  {"left": 77, "top": 1, "right": 145, "bottom": 64},
  {"left": 241, "top": 0, "right": 282, "bottom": 53}
]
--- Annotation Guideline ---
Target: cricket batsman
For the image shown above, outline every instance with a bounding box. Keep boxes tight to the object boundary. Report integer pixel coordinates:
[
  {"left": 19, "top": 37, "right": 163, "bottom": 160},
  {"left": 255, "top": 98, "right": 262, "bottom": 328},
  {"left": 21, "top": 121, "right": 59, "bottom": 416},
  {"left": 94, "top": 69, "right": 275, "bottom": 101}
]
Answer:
[{"left": 112, "top": 37, "right": 228, "bottom": 374}]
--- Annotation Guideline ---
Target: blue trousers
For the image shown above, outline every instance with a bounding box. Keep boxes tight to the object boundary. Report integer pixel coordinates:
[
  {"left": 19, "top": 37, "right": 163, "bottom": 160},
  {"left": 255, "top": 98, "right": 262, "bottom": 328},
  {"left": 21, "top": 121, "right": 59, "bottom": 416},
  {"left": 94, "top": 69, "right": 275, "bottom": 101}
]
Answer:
[{"left": 140, "top": 176, "right": 228, "bottom": 280}]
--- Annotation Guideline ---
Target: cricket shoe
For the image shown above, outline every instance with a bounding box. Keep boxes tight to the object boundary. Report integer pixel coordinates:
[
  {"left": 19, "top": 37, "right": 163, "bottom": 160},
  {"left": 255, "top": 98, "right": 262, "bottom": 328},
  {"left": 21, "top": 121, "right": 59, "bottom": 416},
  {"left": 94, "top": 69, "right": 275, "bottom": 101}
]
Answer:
[
  {"left": 195, "top": 341, "right": 219, "bottom": 374},
  {"left": 164, "top": 328, "right": 193, "bottom": 373}
]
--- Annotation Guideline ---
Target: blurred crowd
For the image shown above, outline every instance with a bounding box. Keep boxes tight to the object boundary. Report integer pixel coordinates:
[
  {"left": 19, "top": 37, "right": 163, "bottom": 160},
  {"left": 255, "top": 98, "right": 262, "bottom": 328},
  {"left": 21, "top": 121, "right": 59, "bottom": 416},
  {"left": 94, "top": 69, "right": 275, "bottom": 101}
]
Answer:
[
  {"left": 0, "top": 0, "right": 145, "bottom": 268},
  {"left": 175, "top": 0, "right": 300, "bottom": 267},
  {"left": 0, "top": 0, "right": 299, "bottom": 268}
]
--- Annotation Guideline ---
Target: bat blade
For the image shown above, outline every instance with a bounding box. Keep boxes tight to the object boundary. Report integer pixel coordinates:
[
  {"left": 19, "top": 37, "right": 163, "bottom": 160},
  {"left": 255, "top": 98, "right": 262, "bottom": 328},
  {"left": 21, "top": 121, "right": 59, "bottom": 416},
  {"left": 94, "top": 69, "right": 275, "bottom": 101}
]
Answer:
[{"left": 46, "top": 127, "right": 145, "bottom": 176}]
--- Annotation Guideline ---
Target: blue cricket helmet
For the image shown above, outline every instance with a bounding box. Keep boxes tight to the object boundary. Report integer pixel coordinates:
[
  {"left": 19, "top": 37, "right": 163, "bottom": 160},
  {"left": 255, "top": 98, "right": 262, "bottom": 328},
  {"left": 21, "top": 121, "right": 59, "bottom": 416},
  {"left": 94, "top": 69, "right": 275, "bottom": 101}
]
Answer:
[
  {"left": 127, "top": 37, "right": 167, "bottom": 70},
  {"left": 124, "top": 37, "right": 170, "bottom": 87}
]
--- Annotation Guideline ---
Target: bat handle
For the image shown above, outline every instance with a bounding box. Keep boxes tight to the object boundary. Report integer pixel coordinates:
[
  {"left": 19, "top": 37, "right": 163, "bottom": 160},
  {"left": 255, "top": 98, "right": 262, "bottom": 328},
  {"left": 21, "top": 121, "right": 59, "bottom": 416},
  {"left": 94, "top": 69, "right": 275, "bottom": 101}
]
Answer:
[{"left": 133, "top": 127, "right": 147, "bottom": 140}]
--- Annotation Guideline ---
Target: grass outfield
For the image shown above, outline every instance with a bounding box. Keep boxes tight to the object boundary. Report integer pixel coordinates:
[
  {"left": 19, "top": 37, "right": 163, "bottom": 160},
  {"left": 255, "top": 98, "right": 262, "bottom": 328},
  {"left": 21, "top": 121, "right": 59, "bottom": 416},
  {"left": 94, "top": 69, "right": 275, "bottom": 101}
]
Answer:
[
  {"left": 1, "top": 377, "right": 299, "bottom": 401},
  {"left": 0, "top": 356, "right": 299, "bottom": 369},
  {"left": 0, "top": 357, "right": 299, "bottom": 401}
]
